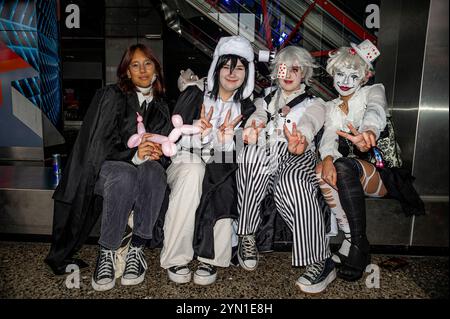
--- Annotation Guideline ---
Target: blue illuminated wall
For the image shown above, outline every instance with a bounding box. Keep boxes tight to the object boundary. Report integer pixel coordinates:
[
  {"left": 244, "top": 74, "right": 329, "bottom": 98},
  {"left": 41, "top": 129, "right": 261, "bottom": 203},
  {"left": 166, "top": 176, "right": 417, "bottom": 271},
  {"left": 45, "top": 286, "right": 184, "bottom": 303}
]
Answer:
[
  {"left": 36, "top": 0, "right": 60, "bottom": 126},
  {"left": 0, "top": 0, "right": 61, "bottom": 151}
]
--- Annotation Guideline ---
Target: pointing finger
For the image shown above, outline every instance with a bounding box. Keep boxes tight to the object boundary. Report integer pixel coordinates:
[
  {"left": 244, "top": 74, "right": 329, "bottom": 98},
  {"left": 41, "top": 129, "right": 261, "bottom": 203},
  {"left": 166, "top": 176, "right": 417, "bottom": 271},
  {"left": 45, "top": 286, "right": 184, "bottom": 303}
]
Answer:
[
  {"left": 230, "top": 114, "right": 243, "bottom": 128},
  {"left": 200, "top": 104, "right": 205, "bottom": 119},
  {"left": 336, "top": 130, "right": 356, "bottom": 143},
  {"left": 369, "top": 133, "right": 377, "bottom": 148},
  {"left": 362, "top": 132, "right": 371, "bottom": 148},
  {"left": 223, "top": 109, "right": 231, "bottom": 126},
  {"left": 206, "top": 106, "right": 214, "bottom": 122},
  {"left": 283, "top": 124, "right": 292, "bottom": 139},
  {"left": 347, "top": 123, "right": 359, "bottom": 136},
  {"left": 292, "top": 122, "right": 297, "bottom": 134}
]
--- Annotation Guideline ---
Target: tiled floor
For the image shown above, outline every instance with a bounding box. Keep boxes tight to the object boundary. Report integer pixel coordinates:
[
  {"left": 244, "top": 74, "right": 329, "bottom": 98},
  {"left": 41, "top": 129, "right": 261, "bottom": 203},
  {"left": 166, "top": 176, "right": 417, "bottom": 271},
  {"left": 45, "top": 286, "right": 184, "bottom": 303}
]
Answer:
[{"left": 0, "top": 241, "right": 447, "bottom": 299}]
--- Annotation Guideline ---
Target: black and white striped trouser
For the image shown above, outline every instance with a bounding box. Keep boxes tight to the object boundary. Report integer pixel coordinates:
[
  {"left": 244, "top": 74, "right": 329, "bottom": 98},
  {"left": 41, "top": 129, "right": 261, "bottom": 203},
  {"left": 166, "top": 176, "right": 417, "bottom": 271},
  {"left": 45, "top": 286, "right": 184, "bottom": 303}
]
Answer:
[{"left": 236, "top": 142, "right": 330, "bottom": 266}]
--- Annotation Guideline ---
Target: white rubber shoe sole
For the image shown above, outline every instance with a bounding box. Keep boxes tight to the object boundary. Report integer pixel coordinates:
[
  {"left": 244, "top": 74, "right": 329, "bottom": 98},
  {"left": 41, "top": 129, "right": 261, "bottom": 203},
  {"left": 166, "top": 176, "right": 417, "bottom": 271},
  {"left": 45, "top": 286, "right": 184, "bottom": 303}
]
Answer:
[
  {"left": 296, "top": 268, "right": 337, "bottom": 294},
  {"left": 193, "top": 272, "right": 217, "bottom": 286},
  {"left": 237, "top": 254, "right": 259, "bottom": 271},
  {"left": 121, "top": 272, "right": 146, "bottom": 286},
  {"left": 168, "top": 268, "right": 192, "bottom": 284},
  {"left": 92, "top": 277, "right": 116, "bottom": 291}
]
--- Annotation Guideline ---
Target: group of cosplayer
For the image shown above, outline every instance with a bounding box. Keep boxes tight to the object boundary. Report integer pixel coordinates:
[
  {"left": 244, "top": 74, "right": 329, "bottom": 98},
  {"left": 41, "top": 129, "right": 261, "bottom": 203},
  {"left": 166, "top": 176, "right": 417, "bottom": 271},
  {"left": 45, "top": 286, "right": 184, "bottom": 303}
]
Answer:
[{"left": 44, "top": 35, "right": 423, "bottom": 294}]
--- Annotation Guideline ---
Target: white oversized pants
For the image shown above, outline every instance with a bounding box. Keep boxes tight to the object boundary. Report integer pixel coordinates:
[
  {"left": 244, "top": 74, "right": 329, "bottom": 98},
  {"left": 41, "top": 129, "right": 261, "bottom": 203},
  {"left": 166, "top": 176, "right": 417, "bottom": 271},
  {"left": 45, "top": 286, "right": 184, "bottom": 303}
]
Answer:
[{"left": 160, "top": 150, "right": 233, "bottom": 269}]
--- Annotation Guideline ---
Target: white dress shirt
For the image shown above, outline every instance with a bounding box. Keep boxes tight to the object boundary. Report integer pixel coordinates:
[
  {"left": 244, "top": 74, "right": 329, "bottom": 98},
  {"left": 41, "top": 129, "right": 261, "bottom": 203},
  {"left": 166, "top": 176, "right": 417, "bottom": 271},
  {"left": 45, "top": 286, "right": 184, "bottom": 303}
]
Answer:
[
  {"left": 250, "top": 85, "right": 326, "bottom": 152},
  {"left": 132, "top": 90, "right": 154, "bottom": 165},
  {"left": 319, "top": 83, "right": 388, "bottom": 161},
  {"left": 178, "top": 93, "right": 248, "bottom": 155}
]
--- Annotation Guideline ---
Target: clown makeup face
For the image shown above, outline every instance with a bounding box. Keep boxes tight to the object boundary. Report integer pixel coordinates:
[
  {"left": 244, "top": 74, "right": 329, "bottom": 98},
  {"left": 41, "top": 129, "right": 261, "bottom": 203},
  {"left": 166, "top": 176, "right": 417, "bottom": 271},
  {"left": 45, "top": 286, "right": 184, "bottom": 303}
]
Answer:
[
  {"left": 333, "top": 67, "right": 363, "bottom": 96},
  {"left": 278, "top": 64, "right": 303, "bottom": 95},
  {"left": 219, "top": 59, "right": 246, "bottom": 100}
]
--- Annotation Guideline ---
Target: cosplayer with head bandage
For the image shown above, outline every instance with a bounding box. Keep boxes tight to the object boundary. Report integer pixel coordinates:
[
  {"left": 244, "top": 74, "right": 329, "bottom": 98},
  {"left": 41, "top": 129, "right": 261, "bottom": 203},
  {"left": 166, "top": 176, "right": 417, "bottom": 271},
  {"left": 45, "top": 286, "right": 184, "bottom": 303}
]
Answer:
[{"left": 235, "top": 45, "right": 336, "bottom": 294}]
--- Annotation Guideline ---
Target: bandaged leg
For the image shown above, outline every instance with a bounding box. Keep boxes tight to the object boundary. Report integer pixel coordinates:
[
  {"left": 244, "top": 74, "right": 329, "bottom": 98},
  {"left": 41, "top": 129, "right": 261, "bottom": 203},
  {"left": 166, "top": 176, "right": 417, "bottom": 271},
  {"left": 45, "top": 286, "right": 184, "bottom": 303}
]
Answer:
[
  {"left": 356, "top": 159, "right": 388, "bottom": 198},
  {"left": 316, "top": 165, "right": 351, "bottom": 263}
]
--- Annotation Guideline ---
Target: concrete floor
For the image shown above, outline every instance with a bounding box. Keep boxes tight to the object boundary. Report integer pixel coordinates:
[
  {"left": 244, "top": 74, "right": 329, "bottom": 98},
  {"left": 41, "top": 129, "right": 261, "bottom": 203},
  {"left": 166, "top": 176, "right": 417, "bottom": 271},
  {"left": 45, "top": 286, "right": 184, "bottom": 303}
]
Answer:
[{"left": 0, "top": 241, "right": 447, "bottom": 299}]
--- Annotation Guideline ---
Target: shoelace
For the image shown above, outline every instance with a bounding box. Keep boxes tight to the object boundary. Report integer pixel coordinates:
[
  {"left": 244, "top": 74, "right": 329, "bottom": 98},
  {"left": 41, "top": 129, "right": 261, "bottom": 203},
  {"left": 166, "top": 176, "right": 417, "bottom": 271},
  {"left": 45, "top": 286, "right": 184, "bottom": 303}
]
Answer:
[
  {"left": 242, "top": 235, "right": 257, "bottom": 259},
  {"left": 124, "top": 246, "right": 148, "bottom": 275},
  {"left": 198, "top": 262, "right": 214, "bottom": 272},
  {"left": 171, "top": 265, "right": 190, "bottom": 273},
  {"left": 304, "top": 261, "right": 325, "bottom": 279},
  {"left": 98, "top": 249, "right": 116, "bottom": 278}
]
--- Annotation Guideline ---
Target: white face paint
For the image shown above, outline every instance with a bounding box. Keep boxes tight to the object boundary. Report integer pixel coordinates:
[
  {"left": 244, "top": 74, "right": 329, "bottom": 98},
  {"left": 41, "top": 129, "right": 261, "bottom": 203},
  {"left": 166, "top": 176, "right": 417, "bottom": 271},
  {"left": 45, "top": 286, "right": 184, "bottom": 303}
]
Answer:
[{"left": 333, "top": 67, "right": 363, "bottom": 96}]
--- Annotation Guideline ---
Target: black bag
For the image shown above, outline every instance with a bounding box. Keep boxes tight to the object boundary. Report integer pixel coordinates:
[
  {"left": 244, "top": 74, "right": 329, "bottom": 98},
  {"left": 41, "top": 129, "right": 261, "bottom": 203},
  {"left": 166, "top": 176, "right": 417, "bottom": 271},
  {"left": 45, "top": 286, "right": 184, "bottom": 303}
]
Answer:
[
  {"left": 335, "top": 116, "right": 403, "bottom": 169},
  {"left": 367, "top": 116, "right": 403, "bottom": 168}
]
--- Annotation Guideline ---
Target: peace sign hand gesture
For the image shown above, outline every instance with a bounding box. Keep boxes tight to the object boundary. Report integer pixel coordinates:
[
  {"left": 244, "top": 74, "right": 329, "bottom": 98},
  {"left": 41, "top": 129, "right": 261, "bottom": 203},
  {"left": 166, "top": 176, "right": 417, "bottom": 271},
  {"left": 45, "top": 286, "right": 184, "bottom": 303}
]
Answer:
[
  {"left": 217, "top": 109, "right": 243, "bottom": 145},
  {"left": 283, "top": 122, "right": 308, "bottom": 155},
  {"left": 243, "top": 120, "right": 266, "bottom": 144},
  {"left": 336, "top": 123, "right": 376, "bottom": 153},
  {"left": 195, "top": 104, "right": 214, "bottom": 138}
]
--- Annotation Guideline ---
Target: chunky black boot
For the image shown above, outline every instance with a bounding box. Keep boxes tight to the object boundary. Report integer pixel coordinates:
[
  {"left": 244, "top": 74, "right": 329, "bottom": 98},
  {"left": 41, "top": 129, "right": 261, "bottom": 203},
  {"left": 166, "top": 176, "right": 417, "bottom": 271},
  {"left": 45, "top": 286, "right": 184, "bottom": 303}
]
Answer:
[
  {"left": 334, "top": 158, "right": 371, "bottom": 282},
  {"left": 338, "top": 235, "right": 370, "bottom": 281}
]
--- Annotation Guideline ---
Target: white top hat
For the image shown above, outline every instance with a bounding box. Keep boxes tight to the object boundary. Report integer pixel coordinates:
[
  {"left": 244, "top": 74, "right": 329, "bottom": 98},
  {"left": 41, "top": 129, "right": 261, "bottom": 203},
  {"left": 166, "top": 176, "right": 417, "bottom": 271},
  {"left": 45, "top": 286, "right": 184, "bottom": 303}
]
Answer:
[{"left": 350, "top": 39, "right": 380, "bottom": 69}]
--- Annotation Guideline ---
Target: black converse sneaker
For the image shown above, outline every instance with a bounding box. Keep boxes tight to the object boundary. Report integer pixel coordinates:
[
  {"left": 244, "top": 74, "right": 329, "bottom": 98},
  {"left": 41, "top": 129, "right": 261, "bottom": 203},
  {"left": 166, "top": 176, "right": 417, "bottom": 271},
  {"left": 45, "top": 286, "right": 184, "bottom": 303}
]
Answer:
[
  {"left": 193, "top": 262, "right": 217, "bottom": 286},
  {"left": 167, "top": 265, "right": 192, "bottom": 284},
  {"left": 296, "top": 258, "right": 336, "bottom": 294},
  {"left": 91, "top": 247, "right": 117, "bottom": 291},
  {"left": 121, "top": 245, "right": 147, "bottom": 286},
  {"left": 237, "top": 234, "right": 259, "bottom": 271}
]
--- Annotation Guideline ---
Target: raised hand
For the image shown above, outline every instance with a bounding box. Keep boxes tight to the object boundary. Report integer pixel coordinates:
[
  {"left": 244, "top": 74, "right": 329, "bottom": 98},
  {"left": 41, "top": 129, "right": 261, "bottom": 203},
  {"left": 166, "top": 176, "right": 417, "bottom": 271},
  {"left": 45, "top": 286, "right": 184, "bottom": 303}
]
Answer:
[
  {"left": 243, "top": 120, "right": 266, "bottom": 144},
  {"left": 283, "top": 122, "right": 307, "bottom": 155},
  {"left": 217, "top": 109, "right": 243, "bottom": 145},
  {"left": 195, "top": 104, "right": 214, "bottom": 138},
  {"left": 336, "top": 123, "right": 376, "bottom": 152},
  {"left": 321, "top": 156, "right": 338, "bottom": 190}
]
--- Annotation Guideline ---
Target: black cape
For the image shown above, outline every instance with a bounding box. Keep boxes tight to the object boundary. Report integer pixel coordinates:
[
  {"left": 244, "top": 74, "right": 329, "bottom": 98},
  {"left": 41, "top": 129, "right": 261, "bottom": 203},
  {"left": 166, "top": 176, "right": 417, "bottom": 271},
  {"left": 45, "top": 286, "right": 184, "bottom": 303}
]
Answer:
[
  {"left": 45, "top": 84, "right": 172, "bottom": 275},
  {"left": 172, "top": 86, "right": 256, "bottom": 259}
]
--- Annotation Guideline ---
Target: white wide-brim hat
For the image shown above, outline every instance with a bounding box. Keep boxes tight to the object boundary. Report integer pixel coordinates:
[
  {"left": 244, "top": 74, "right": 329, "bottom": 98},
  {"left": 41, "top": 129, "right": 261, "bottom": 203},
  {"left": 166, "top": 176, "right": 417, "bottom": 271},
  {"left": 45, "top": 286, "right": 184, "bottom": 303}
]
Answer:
[{"left": 207, "top": 36, "right": 255, "bottom": 99}]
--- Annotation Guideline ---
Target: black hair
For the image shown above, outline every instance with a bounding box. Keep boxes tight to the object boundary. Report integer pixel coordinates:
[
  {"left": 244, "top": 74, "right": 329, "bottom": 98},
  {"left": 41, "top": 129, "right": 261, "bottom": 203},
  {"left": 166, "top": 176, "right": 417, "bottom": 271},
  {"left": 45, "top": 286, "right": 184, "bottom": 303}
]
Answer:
[{"left": 210, "top": 54, "right": 249, "bottom": 102}]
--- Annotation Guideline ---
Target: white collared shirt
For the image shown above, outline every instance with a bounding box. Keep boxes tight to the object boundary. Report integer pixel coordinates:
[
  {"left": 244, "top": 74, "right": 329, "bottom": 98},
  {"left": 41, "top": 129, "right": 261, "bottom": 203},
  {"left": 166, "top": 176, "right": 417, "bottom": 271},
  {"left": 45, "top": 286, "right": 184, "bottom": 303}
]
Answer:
[
  {"left": 136, "top": 90, "right": 154, "bottom": 109},
  {"left": 132, "top": 90, "right": 154, "bottom": 165},
  {"left": 178, "top": 92, "right": 243, "bottom": 155},
  {"left": 319, "top": 83, "right": 388, "bottom": 161},
  {"left": 252, "top": 85, "right": 326, "bottom": 151}
]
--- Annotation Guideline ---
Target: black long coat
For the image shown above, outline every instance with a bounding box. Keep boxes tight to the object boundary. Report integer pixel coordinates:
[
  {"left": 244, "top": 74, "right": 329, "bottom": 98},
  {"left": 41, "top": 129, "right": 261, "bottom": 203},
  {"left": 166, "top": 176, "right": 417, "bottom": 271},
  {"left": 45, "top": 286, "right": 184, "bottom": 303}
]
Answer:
[{"left": 45, "top": 84, "right": 172, "bottom": 275}]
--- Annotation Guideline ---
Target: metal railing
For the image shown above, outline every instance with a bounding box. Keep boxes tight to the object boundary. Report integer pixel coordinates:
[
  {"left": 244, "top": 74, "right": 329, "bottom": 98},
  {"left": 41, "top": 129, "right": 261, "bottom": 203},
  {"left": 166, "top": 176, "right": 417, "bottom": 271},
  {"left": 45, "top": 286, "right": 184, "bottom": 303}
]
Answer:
[{"left": 160, "top": 0, "right": 377, "bottom": 100}]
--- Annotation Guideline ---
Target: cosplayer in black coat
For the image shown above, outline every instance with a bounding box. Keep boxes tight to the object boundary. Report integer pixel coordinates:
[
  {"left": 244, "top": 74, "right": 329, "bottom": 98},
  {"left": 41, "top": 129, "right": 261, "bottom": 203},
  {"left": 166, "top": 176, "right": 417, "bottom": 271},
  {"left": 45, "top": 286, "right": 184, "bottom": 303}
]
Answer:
[{"left": 45, "top": 84, "right": 171, "bottom": 275}]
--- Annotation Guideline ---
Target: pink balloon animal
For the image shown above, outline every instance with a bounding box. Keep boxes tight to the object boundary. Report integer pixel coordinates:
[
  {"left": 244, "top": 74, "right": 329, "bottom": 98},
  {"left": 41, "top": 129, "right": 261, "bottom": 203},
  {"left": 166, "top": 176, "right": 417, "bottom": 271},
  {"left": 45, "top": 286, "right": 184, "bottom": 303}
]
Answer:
[{"left": 127, "top": 112, "right": 201, "bottom": 157}]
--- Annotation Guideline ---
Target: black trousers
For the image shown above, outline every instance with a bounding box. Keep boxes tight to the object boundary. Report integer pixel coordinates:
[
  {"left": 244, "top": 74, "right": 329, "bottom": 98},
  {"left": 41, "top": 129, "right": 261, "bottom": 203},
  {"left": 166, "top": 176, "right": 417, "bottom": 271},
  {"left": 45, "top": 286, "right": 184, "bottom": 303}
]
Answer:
[{"left": 95, "top": 160, "right": 167, "bottom": 250}]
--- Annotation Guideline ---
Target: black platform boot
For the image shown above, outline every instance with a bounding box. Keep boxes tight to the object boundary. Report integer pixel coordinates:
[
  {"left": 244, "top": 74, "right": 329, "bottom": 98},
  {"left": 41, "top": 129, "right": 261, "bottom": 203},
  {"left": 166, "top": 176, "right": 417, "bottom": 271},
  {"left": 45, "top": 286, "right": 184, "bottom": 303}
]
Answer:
[
  {"left": 338, "top": 235, "right": 370, "bottom": 281},
  {"left": 334, "top": 158, "right": 371, "bottom": 281}
]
